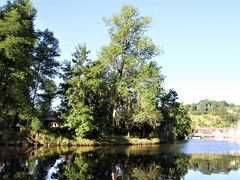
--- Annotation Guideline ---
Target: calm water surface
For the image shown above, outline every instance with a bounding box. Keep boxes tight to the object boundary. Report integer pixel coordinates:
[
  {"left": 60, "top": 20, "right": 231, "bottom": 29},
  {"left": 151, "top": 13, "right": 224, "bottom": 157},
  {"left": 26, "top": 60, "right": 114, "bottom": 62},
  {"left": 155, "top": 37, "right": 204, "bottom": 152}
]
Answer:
[{"left": 1, "top": 139, "right": 240, "bottom": 179}]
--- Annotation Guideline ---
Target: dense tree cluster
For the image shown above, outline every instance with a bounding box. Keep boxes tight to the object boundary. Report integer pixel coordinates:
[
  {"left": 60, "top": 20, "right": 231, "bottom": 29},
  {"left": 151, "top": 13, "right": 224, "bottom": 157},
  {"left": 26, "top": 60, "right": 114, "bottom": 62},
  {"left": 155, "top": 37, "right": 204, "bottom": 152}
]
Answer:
[
  {"left": 0, "top": 1, "right": 191, "bottom": 141},
  {"left": 59, "top": 5, "right": 191, "bottom": 140},
  {"left": 0, "top": 0, "right": 60, "bottom": 131}
]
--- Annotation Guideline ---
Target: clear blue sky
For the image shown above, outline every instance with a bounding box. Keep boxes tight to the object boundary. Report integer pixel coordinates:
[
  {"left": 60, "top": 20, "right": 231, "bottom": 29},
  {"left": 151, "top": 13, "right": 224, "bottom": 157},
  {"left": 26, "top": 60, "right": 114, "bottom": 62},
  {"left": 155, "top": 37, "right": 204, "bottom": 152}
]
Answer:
[{"left": 1, "top": 0, "right": 240, "bottom": 105}]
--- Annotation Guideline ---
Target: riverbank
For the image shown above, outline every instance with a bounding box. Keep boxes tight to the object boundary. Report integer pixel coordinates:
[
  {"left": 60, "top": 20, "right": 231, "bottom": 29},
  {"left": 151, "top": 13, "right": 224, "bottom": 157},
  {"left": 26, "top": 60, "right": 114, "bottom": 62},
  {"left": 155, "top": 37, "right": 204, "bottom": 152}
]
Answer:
[
  {"left": 33, "top": 131, "right": 161, "bottom": 146},
  {"left": 0, "top": 130, "right": 161, "bottom": 147}
]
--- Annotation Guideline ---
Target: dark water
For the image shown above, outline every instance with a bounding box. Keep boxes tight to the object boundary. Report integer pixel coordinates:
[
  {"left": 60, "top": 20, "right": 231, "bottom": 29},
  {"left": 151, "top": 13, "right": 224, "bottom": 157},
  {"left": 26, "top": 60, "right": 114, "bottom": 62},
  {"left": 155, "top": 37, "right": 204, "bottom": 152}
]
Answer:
[{"left": 1, "top": 139, "right": 240, "bottom": 179}]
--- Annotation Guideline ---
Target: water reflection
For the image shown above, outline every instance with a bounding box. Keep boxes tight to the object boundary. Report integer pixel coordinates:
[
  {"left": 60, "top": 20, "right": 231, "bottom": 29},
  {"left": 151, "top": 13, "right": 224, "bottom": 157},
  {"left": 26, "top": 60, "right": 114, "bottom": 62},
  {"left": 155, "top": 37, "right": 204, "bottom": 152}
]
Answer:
[
  {"left": 189, "top": 153, "right": 240, "bottom": 174},
  {"left": 53, "top": 150, "right": 189, "bottom": 180},
  {"left": 0, "top": 140, "right": 240, "bottom": 179},
  {"left": 181, "top": 139, "right": 240, "bottom": 154}
]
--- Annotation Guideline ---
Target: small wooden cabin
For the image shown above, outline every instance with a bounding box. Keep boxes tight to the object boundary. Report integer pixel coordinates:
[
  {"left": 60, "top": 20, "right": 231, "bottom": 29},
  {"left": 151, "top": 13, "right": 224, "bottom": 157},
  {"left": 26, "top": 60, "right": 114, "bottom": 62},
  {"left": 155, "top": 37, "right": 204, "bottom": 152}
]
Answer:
[{"left": 45, "top": 111, "right": 60, "bottom": 128}]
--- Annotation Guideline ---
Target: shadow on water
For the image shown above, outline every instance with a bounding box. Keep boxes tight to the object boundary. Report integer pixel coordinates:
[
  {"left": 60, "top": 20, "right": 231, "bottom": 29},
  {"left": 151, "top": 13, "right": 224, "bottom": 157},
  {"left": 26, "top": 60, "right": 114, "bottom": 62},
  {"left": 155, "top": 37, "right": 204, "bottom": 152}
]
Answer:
[{"left": 1, "top": 140, "right": 240, "bottom": 179}]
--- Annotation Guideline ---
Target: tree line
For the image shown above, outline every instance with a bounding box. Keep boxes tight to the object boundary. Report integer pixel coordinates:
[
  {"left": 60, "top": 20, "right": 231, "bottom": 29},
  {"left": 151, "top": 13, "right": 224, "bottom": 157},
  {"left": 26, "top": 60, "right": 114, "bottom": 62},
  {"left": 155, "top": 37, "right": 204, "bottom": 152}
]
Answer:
[
  {"left": 187, "top": 99, "right": 240, "bottom": 128},
  {"left": 0, "top": 0, "right": 191, "bottom": 141}
]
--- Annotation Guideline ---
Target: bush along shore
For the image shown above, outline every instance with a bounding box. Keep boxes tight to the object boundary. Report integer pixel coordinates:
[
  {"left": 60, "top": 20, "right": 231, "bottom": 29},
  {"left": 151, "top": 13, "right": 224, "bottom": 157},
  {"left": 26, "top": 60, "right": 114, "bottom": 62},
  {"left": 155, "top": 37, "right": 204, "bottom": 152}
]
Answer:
[
  {"left": 0, "top": 130, "right": 161, "bottom": 147},
  {"left": 33, "top": 132, "right": 161, "bottom": 147}
]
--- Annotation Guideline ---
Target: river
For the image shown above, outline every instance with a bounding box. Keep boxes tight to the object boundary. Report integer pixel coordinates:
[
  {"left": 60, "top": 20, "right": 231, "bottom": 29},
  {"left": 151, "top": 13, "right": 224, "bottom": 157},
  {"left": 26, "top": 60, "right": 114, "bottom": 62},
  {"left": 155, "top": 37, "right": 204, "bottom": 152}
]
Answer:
[{"left": 1, "top": 139, "right": 240, "bottom": 179}]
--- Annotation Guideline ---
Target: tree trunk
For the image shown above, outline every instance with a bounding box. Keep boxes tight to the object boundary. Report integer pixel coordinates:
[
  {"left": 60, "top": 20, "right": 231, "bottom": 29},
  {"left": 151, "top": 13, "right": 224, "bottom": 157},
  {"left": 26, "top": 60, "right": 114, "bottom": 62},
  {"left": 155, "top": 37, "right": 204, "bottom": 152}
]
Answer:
[{"left": 142, "top": 125, "right": 145, "bottom": 138}]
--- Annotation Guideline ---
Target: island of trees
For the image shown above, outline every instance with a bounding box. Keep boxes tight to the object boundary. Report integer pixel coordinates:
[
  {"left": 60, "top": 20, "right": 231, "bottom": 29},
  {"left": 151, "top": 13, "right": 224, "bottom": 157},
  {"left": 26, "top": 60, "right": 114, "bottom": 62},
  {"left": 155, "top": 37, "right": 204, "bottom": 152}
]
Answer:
[{"left": 0, "top": 0, "right": 201, "bottom": 146}]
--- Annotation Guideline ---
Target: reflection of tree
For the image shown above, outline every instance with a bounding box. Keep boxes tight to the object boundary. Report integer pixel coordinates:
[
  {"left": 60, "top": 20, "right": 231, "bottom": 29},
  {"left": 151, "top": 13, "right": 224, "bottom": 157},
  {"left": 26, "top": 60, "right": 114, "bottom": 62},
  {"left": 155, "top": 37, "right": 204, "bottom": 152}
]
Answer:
[
  {"left": 127, "top": 153, "right": 189, "bottom": 180},
  {"left": 58, "top": 154, "right": 93, "bottom": 180},
  {"left": 32, "top": 156, "right": 58, "bottom": 179},
  {"left": 1, "top": 146, "right": 240, "bottom": 179},
  {"left": 189, "top": 154, "right": 240, "bottom": 175},
  {"left": 131, "top": 162, "right": 162, "bottom": 180},
  {"left": 0, "top": 147, "right": 86, "bottom": 179},
  {"left": 0, "top": 158, "right": 29, "bottom": 179},
  {"left": 57, "top": 151, "right": 189, "bottom": 180},
  {"left": 58, "top": 152, "right": 117, "bottom": 179},
  {"left": 0, "top": 151, "right": 62, "bottom": 179}
]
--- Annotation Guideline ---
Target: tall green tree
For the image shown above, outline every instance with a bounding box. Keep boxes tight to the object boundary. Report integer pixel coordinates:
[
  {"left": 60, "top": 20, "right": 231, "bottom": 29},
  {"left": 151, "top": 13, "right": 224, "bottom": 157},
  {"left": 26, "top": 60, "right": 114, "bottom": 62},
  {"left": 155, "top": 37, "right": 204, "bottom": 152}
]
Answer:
[
  {"left": 31, "top": 29, "right": 60, "bottom": 117},
  {"left": 62, "top": 44, "right": 95, "bottom": 138},
  {"left": 98, "top": 5, "right": 163, "bottom": 136},
  {"left": 133, "top": 62, "right": 163, "bottom": 137},
  {"left": 0, "top": 0, "right": 60, "bottom": 131},
  {"left": 58, "top": 60, "right": 72, "bottom": 114},
  {"left": 0, "top": 0, "right": 36, "bottom": 129},
  {"left": 59, "top": 5, "right": 191, "bottom": 140}
]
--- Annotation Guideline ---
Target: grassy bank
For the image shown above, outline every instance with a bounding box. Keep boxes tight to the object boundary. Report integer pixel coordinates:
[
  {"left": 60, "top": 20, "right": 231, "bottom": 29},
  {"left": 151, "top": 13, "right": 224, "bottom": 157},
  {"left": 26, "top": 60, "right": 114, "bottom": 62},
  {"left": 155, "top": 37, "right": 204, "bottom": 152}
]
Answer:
[
  {"left": 0, "top": 130, "right": 161, "bottom": 147},
  {"left": 0, "top": 131, "right": 160, "bottom": 146},
  {"left": 32, "top": 131, "right": 161, "bottom": 146}
]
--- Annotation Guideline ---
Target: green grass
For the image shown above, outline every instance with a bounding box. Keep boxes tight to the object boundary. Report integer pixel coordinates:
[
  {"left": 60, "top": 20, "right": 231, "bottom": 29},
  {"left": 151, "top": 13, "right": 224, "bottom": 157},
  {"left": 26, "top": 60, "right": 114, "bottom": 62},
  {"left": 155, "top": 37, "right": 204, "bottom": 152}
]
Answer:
[
  {"left": 0, "top": 129, "right": 161, "bottom": 147},
  {"left": 29, "top": 132, "right": 161, "bottom": 146}
]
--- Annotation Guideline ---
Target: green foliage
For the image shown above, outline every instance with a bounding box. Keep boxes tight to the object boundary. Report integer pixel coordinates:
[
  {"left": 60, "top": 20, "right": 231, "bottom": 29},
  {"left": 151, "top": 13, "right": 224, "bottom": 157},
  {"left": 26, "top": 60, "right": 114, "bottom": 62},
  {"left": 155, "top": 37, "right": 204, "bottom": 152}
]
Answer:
[
  {"left": 59, "top": 5, "right": 165, "bottom": 138},
  {"left": 159, "top": 90, "right": 192, "bottom": 141},
  {"left": 0, "top": 0, "right": 36, "bottom": 129},
  {"left": 188, "top": 99, "right": 240, "bottom": 128},
  {"left": 31, "top": 117, "right": 43, "bottom": 132},
  {"left": 61, "top": 44, "right": 95, "bottom": 138},
  {"left": 0, "top": 2, "right": 192, "bottom": 142},
  {"left": 31, "top": 29, "right": 60, "bottom": 116},
  {"left": 173, "top": 104, "right": 192, "bottom": 139},
  {"left": 97, "top": 5, "right": 164, "bottom": 137},
  {"left": 63, "top": 102, "right": 94, "bottom": 138},
  {"left": 58, "top": 5, "right": 192, "bottom": 141},
  {"left": 0, "top": 0, "right": 60, "bottom": 131}
]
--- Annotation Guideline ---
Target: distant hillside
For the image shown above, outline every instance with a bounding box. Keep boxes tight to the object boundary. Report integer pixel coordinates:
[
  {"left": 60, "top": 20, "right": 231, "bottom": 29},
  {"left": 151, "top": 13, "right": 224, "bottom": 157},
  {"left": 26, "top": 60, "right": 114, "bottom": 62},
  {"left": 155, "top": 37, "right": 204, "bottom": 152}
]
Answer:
[{"left": 187, "top": 100, "right": 240, "bottom": 128}]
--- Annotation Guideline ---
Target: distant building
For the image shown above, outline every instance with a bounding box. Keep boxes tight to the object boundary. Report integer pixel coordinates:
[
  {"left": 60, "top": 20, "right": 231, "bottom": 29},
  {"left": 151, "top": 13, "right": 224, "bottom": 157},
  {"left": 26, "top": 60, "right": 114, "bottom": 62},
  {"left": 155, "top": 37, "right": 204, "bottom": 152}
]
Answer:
[
  {"left": 193, "top": 124, "right": 240, "bottom": 139},
  {"left": 45, "top": 111, "right": 60, "bottom": 127}
]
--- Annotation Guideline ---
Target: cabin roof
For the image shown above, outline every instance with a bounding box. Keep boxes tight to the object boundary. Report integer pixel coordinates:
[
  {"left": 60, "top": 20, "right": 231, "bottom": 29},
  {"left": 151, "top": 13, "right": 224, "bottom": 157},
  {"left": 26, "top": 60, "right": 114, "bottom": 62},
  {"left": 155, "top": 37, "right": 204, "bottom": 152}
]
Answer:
[{"left": 45, "top": 111, "right": 59, "bottom": 122}]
